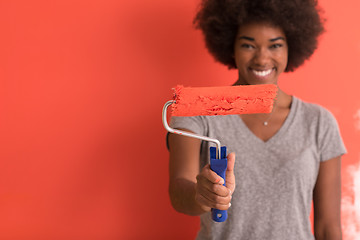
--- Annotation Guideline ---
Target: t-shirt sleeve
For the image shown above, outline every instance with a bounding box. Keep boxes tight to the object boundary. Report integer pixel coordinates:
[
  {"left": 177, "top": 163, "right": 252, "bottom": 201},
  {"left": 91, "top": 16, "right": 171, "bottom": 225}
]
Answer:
[
  {"left": 169, "top": 116, "right": 207, "bottom": 136},
  {"left": 166, "top": 116, "right": 207, "bottom": 150},
  {"left": 317, "top": 107, "right": 347, "bottom": 162}
]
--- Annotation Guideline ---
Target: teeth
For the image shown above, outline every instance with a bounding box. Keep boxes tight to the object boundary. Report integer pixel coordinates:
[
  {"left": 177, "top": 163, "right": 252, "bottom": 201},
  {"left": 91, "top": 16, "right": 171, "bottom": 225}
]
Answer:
[{"left": 252, "top": 69, "right": 272, "bottom": 77}]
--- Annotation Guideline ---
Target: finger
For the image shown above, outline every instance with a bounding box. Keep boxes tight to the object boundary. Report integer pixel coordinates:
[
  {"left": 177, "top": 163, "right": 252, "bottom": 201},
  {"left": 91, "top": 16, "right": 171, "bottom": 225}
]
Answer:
[
  {"left": 196, "top": 173, "right": 229, "bottom": 197},
  {"left": 200, "top": 164, "right": 225, "bottom": 185},
  {"left": 195, "top": 192, "right": 232, "bottom": 210},
  {"left": 197, "top": 188, "right": 231, "bottom": 204},
  {"left": 197, "top": 180, "right": 232, "bottom": 200}
]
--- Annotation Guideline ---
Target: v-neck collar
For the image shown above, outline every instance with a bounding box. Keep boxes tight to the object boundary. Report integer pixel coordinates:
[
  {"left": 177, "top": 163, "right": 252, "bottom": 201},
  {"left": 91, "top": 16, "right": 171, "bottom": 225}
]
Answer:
[{"left": 235, "top": 96, "right": 298, "bottom": 145}]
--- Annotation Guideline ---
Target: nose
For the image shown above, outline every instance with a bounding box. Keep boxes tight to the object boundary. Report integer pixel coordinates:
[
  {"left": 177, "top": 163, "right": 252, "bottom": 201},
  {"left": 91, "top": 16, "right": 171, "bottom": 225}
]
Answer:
[{"left": 253, "top": 48, "right": 270, "bottom": 66}]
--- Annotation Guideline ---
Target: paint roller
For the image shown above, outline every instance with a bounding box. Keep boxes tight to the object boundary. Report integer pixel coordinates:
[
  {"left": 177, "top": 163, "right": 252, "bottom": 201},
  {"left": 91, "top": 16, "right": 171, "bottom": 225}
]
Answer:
[{"left": 162, "top": 84, "right": 277, "bottom": 222}]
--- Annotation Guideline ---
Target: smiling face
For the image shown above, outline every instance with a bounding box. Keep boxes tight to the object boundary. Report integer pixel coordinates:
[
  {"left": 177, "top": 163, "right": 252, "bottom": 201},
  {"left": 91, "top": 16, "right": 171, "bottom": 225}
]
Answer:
[{"left": 233, "top": 22, "right": 288, "bottom": 85}]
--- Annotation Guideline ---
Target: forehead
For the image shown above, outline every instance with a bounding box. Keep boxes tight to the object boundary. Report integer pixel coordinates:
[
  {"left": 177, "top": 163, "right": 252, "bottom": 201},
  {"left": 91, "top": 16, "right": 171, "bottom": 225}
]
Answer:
[{"left": 236, "top": 22, "right": 286, "bottom": 39}]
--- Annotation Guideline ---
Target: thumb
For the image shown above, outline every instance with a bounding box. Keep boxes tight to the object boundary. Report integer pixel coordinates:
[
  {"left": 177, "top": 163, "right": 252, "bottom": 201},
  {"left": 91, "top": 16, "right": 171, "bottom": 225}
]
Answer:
[
  {"left": 226, "top": 152, "right": 235, "bottom": 172},
  {"left": 225, "top": 152, "right": 236, "bottom": 194}
]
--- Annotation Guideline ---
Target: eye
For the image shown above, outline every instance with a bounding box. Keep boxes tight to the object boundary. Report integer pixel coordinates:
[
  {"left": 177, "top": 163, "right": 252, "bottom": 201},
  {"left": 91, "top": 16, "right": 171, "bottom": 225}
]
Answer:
[
  {"left": 241, "top": 43, "right": 255, "bottom": 49},
  {"left": 270, "top": 43, "right": 283, "bottom": 49}
]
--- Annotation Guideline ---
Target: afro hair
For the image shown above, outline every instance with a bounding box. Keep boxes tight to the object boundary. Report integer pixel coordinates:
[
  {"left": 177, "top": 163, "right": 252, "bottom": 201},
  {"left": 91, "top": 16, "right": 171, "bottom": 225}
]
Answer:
[{"left": 194, "top": 0, "right": 325, "bottom": 72}]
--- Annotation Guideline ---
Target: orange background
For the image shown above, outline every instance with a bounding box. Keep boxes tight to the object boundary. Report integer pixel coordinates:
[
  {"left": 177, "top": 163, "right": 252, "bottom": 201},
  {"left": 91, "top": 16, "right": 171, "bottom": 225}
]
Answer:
[{"left": 1, "top": 0, "right": 359, "bottom": 239}]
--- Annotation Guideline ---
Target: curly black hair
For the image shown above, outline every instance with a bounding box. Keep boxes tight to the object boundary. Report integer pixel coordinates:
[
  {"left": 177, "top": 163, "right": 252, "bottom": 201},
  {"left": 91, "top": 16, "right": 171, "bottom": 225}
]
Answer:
[{"left": 194, "top": 0, "right": 325, "bottom": 72}]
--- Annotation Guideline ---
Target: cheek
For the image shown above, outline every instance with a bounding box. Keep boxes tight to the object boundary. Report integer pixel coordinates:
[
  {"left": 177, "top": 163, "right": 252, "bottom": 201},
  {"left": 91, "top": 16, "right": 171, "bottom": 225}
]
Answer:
[
  {"left": 234, "top": 53, "right": 251, "bottom": 68},
  {"left": 275, "top": 50, "right": 288, "bottom": 67},
  {"left": 282, "top": 48, "right": 289, "bottom": 64}
]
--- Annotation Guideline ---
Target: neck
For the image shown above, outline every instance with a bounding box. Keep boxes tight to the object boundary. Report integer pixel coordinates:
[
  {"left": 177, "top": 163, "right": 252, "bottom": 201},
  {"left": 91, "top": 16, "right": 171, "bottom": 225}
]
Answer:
[{"left": 273, "top": 88, "right": 291, "bottom": 109}]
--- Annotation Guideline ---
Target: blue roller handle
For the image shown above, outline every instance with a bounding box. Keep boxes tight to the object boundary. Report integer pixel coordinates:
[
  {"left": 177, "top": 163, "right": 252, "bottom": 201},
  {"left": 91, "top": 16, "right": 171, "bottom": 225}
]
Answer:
[{"left": 210, "top": 146, "right": 228, "bottom": 222}]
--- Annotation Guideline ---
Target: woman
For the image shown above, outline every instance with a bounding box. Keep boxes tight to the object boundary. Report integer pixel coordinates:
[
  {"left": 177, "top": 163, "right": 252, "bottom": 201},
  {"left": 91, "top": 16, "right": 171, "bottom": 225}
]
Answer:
[{"left": 167, "top": 0, "right": 346, "bottom": 239}]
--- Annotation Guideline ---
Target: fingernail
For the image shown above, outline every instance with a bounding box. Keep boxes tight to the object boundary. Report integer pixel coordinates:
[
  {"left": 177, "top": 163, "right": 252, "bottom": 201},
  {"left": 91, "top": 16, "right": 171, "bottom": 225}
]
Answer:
[
  {"left": 229, "top": 202, "right": 231, "bottom": 208},
  {"left": 215, "top": 178, "right": 223, "bottom": 184},
  {"left": 219, "top": 178, "right": 225, "bottom": 185}
]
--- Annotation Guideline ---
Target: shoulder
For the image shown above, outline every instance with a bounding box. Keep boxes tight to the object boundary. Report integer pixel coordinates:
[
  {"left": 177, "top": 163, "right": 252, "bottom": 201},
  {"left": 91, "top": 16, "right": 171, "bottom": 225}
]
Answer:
[
  {"left": 294, "top": 97, "right": 346, "bottom": 160},
  {"left": 294, "top": 97, "right": 337, "bottom": 125}
]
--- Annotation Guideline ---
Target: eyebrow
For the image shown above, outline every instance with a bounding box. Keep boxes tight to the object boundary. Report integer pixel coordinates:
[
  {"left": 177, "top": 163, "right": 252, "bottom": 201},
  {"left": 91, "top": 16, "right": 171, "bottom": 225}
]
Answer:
[
  {"left": 238, "top": 36, "right": 285, "bottom": 42},
  {"left": 269, "top": 37, "right": 285, "bottom": 42}
]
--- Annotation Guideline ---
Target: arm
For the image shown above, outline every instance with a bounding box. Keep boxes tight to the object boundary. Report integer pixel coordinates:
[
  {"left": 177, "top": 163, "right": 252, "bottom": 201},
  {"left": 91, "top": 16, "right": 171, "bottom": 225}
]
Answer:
[
  {"left": 168, "top": 129, "right": 234, "bottom": 216},
  {"left": 313, "top": 156, "right": 342, "bottom": 240}
]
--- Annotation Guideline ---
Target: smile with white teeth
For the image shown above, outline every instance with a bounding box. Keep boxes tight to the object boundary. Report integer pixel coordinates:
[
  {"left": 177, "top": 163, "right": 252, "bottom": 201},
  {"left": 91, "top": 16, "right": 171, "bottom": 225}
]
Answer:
[{"left": 252, "top": 69, "right": 273, "bottom": 77}]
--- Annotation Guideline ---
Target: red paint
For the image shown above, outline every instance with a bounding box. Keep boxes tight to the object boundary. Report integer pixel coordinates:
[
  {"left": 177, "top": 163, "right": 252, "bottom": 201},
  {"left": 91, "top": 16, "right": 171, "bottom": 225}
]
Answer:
[{"left": 172, "top": 84, "right": 277, "bottom": 116}]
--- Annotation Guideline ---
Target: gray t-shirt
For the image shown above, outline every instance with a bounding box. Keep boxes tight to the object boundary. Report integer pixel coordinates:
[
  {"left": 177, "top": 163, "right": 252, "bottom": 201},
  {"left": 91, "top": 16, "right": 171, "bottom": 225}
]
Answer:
[{"left": 169, "top": 96, "right": 346, "bottom": 240}]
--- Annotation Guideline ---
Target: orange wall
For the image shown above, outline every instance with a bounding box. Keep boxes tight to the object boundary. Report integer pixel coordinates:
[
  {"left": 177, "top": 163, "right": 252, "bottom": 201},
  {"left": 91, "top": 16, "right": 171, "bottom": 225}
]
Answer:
[{"left": 1, "top": 0, "right": 359, "bottom": 239}]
